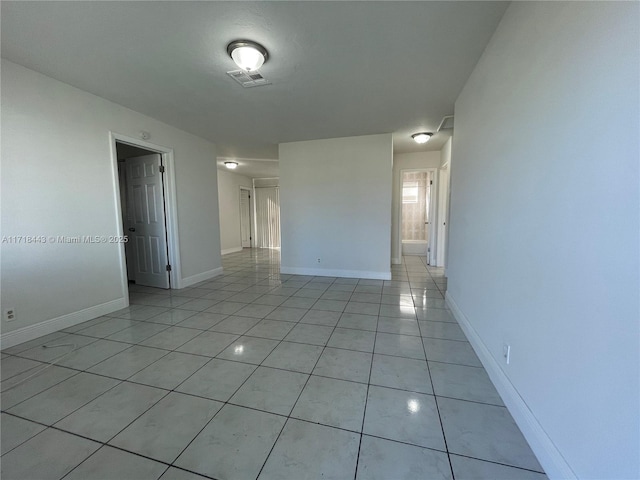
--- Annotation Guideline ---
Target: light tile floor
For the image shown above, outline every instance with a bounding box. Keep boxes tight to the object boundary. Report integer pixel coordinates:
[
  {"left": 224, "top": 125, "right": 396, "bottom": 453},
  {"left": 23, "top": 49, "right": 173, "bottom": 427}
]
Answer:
[{"left": 1, "top": 249, "right": 547, "bottom": 480}]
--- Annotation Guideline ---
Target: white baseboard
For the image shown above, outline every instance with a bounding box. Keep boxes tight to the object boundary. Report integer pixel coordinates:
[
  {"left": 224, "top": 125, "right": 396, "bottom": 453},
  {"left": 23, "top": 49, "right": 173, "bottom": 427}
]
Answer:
[
  {"left": 180, "top": 266, "right": 224, "bottom": 289},
  {"left": 445, "top": 292, "right": 576, "bottom": 480},
  {"left": 0, "top": 297, "right": 128, "bottom": 350},
  {"left": 221, "top": 247, "right": 243, "bottom": 255},
  {"left": 281, "top": 266, "right": 391, "bottom": 280}
]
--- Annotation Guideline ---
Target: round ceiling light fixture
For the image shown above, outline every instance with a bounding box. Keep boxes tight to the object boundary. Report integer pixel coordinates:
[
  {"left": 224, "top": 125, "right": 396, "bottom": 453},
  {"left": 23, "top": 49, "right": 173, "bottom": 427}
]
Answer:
[
  {"left": 227, "top": 40, "right": 269, "bottom": 72},
  {"left": 411, "top": 132, "right": 433, "bottom": 144},
  {"left": 224, "top": 161, "right": 238, "bottom": 169}
]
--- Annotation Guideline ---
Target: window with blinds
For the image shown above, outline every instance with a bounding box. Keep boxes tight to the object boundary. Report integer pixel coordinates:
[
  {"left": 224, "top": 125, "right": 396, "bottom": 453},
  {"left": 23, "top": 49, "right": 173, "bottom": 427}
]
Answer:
[{"left": 254, "top": 186, "right": 281, "bottom": 248}]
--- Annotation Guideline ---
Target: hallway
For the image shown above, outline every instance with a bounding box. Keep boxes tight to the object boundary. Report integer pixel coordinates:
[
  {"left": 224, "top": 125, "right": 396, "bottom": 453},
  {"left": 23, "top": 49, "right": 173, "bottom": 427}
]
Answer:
[{"left": 1, "top": 249, "right": 545, "bottom": 479}]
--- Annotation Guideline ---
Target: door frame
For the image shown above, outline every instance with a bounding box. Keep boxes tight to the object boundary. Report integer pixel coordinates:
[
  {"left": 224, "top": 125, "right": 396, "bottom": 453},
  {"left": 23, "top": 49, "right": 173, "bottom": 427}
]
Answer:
[
  {"left": 239, "top": 186, "right": 253, "bottom": 248},
  {"left": 397, "top": 168, "right": 438, "bottom": 264},
  {"left": 436, "top": 165, "right": 449, "bottom": 267},
  {"left": 109, "top": 132, "right": 182, "bottom": 298}
]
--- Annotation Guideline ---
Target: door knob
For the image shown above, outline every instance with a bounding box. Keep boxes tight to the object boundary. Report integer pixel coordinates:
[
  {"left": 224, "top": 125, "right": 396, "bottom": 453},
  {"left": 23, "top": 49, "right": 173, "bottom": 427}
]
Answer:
[{"left": 128, "top": 227, "right": 136, "bottom": 232}]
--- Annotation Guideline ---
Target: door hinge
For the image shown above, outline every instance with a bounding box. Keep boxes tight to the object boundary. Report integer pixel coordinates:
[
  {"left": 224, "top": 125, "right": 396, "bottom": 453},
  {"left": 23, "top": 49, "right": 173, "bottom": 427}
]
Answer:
[
  {"left": 159, "top": 165, "right": 166, "bottom": 173},
  {"left": 430, "top": 180, "right": 433, "bottom": 185},
  {"left": 166, "top": 264, "right": 172, "bottom": 271}
]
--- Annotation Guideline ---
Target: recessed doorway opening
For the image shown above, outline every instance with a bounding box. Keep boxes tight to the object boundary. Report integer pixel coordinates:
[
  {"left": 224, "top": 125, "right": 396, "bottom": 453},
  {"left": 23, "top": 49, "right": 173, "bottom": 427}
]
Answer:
[{"left": 401, "top": 169, "right": 437, "bottom": 263}]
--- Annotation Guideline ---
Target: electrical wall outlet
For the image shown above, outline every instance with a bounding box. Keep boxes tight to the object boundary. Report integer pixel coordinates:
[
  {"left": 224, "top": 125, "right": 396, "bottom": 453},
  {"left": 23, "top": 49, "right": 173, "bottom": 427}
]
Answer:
[
  {"left": 317, "top": 258, "right": 321, "bottom": 263},
  {"left": 503, "top": 344, "right": 511, "bottom": 364},
  {"left": 4, "top": 307, "right": 16, "bottom": 322}
]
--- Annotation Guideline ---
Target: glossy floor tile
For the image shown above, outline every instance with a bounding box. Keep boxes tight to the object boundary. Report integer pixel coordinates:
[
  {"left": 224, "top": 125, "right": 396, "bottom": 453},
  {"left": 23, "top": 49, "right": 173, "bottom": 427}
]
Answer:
[
  {"left": 230, "top": 366, "right": 308, "bottom": 415},
  {"left": 356, "top": 435, "right": 452, "bottom": 480},
  {"left": 0, "top": 412, "right": 46, "bottom": 455},
  {"left": 0, "top": 428, "right": 100, "bottom": 480},
  {"left": 291, "top": 375, "right": 368, "bottom": 431},
  {"left": 258, "top": 418, "right": 360, "bottom": 480},
  {"left": 363, "top": 385, "right": 445, "bottom": 450},
  {"left": 64, "top": 445, "right": 167, "bottom": 480},
  {"left": 175, "top": 404, "right": 285, "bottom": 480},
  {"left": 110, "top": 392, "right": 223, "bottom": 463},
  {"left": 0, "top": 250, "right": 545, "bottom": 479},
  {"left": 54, "top": 381, "right": 167, "bottom": 442}
]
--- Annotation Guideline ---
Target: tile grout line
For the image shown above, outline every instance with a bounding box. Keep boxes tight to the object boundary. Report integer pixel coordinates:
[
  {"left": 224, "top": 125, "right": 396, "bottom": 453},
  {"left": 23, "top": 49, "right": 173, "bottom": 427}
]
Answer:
[
  {"left": 415, "top": 256, "right": 457, "bottom": 480},
  {"left": 254, "top": 273, "right": 358, "bottom": 480},
  {"left": 352, "top": 299, "right": 379, "bottom": 480},
  {"left": 3, "top": 252, "right": 540, "bottom": 480},
  {"left": 166, "top": 267, "right": 324, "bottom": 479},
  {"left": 146, "top": 254, "right": 290, "bottom": 476},
  {"left": 4, "top": 406, "right": 547, "bottom": 478}
]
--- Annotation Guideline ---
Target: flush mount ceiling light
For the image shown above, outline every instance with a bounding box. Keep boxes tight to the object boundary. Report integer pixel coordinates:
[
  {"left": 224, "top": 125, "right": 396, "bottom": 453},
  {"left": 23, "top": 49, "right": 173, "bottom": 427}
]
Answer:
[
  {"left": 411, "top": 132, "right": 433, "bottom": 144},
  {"left": 224, "top": 161, "right": 238, "bottom": 169},
  {"left": 227, "top": 40, "right": 268, "bottom": 72}
]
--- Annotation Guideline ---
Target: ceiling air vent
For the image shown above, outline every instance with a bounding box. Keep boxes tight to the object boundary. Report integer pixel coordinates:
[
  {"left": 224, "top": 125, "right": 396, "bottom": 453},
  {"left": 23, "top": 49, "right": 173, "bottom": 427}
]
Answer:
[
  {"left": 226, "top": 69, "right": 270, "bottom": 88},
  {"left": 437, "top": 115, "right": 454, "bottom": 131}
]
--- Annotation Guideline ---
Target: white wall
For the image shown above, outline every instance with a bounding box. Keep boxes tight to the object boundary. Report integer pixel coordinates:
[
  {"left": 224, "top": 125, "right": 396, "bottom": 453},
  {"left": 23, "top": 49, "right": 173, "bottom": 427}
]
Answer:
[
  {"left": 391, "top": 151, "right": 441, "bottom": 263},
  {"left": 440, "top": 137, "right": 451, "bottom": 168},
  {"left": 447, "top": 3, "right": 639, "bottom": 479},
  {"left": 217, "top": 169, "right": 253, "bottom": 254},
  {"left": 279, "top": 134, "right": 393, "bottom": 279},
  {"left": 1, "top": 60, "right": 222, "bottom": 346}
]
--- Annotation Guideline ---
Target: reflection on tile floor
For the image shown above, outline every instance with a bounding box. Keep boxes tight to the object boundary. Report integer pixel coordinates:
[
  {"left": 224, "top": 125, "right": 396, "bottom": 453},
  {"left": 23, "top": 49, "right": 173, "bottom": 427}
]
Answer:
[{"left": 1, "top": 250, "right": 547, "bottom": 480}]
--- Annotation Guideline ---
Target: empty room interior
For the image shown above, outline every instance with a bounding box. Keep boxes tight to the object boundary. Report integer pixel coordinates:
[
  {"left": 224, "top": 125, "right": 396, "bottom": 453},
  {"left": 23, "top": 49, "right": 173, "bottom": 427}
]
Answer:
[{"left": 1, "top": 2, "right": 638, "bottom": 480}]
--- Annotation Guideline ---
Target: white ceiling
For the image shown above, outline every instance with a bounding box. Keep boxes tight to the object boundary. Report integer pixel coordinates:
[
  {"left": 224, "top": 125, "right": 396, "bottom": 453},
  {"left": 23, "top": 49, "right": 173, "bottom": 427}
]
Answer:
[{"left": 1, "top": 1, "right": 508, "bottom": 176}]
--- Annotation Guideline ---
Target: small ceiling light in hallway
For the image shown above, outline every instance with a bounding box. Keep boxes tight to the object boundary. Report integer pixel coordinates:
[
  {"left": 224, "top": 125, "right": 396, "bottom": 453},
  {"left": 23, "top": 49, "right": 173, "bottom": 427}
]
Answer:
[
  {"left": 227, "top": 40, "right": 268, "bottom": 71},
  {"left": 411, "top": 132, "right": 433, "bottom": 144},
  {"left": 224, "top": 161, "right": 238, "bottom": 169}
]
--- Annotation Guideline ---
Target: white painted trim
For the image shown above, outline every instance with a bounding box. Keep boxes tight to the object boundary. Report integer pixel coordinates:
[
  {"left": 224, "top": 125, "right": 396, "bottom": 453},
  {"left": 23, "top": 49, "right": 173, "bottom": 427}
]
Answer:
[
  {"left": 427, "top": 170, "right": 438, "bottom": 266},
  {"left": 0, "top": 298, "right": 128, "bottom": 350},
  {"left": 109, "top": 132, "right": 183, "bottom": 289},
  {"left": 180, "top": 266, "right": 224, "bottom": 289},
  {"left": 239, "top": 186, "right": 253, "bottom": 248},
  {"left": 436, "top": 165, "right": 449, "bottom": 267},
  {"left": 108, "top": 136, "right": 132, "bottom": 301},
  {"left": 281, "top": 266, "right": 391, "bottom": 280},
  {"left": 445, "top": 292, "right": 577, "bottom": 480},
  {"left": 392, "top": 257, "right": 402, "bottom": 265},
  {"left": 221, "top": 247, "right": 243, "bottom": 255}
]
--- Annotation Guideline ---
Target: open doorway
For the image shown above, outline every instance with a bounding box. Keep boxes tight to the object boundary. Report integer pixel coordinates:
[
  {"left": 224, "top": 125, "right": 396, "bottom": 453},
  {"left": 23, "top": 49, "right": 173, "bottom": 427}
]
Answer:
[
  {"left": 115, "top": 141, "right": 172, "bottom": 289},
  {"left": 253, "top": 178, "right": 281, "bottom": 249},
  {"left": 239, "top": 187, "right": 252, "bottom": 248},
  {"left": 401, "top": 169, "right": 436, "bottom": 263}
]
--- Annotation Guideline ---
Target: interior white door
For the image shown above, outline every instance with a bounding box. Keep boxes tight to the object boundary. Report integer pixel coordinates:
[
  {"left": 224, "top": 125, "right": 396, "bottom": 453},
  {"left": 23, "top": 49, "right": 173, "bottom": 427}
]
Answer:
[
  {"left": 240, "top": 188, "right": 251, "bottom": 248},
  {"left": 436, "top": 166, "right": 449, "bottom": 267},
  {"left": 125, "top": 154, "right": 170, "bottom": 289},
  {"left": 427, "top": 171, "right": 437, "bottom": 265}
]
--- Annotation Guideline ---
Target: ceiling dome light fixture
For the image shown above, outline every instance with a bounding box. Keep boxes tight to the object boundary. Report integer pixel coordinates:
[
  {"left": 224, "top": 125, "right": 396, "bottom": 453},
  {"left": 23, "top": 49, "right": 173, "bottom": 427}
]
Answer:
[
  {"left": 227, "top": 40, "right": 269, "bottom": 72},
  {"left": 224, "top": 161, "right": 238, "bottom": 169},
  {"left": 412, "top": 132, "right": 433, "bottom": 144}
]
